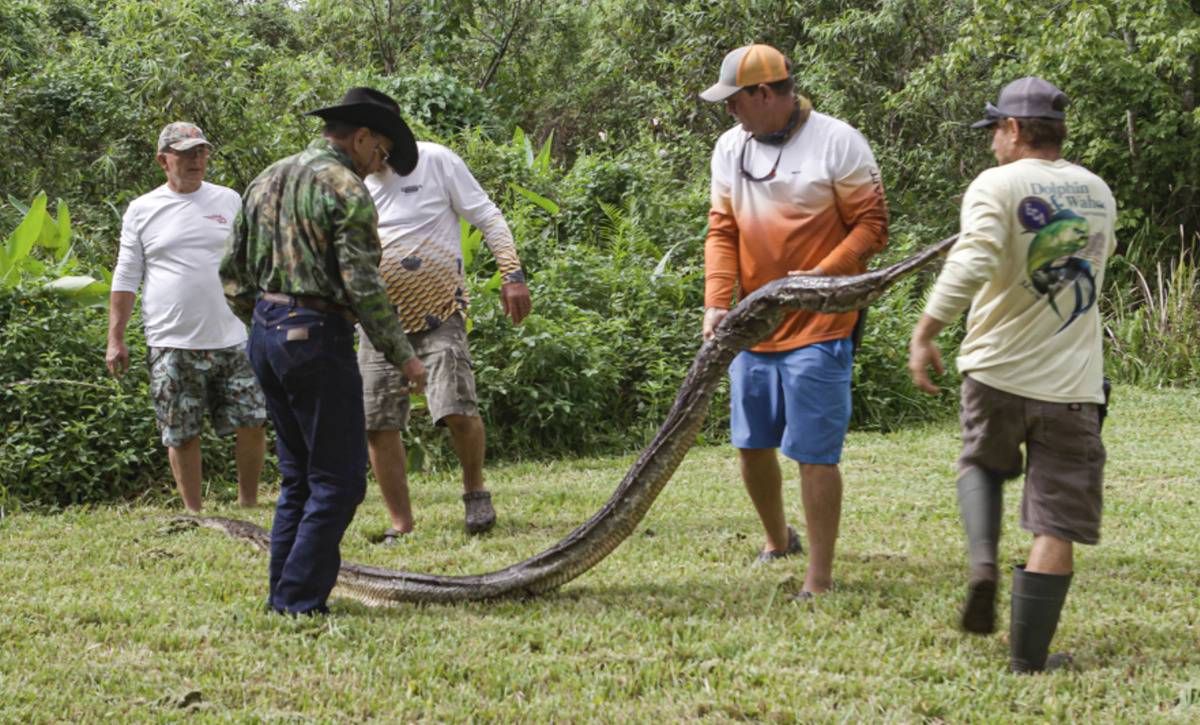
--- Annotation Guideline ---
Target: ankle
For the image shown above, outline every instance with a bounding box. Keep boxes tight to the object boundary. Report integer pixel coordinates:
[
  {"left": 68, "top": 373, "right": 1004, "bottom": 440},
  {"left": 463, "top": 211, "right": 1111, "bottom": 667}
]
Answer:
[
  {"left": 969, "top": 562, "right": 998, "bottom": 584},
  {"left": 803, "top": 574, "right": 833, "bottom": 593}
]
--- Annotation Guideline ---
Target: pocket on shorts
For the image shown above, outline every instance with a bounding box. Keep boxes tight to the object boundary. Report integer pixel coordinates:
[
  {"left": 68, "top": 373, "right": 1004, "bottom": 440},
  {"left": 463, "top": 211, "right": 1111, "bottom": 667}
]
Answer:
[
  {"left": 147, "top": 352, "right": 173, "bottom": 422},
  {"left": 425, "top": 346, "right": 478, "bottom": 421},
  {"left": 1039, "top": 402, "right": 1104, "bottom": 464}
]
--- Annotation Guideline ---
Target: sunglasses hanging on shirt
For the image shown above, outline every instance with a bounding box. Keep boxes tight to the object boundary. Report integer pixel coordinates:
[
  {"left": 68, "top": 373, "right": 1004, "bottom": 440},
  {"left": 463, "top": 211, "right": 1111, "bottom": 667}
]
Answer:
[
  {"left": 739, "top": 140, "right": 784, "bottom": 182},
  {"left": 739, "top": 102, "right": 803, "bottom": 181}
]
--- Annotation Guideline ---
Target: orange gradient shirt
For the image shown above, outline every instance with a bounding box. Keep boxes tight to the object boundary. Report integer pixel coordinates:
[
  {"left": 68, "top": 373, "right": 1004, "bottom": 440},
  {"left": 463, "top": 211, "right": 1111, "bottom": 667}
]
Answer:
[{"left": 705, "top": 111, "right": 889, "bottom": 352}]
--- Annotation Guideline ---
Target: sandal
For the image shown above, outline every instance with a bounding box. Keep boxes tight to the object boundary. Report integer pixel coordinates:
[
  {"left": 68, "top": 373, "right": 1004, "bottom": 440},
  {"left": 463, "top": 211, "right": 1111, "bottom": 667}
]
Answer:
[{"left": 753, "top": 525, "right": 803, "bottom": 565}]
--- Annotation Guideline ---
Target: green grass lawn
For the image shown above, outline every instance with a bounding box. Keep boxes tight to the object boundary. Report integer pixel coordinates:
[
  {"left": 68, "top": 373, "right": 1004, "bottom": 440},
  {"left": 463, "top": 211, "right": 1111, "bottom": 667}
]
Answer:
[{"left": 2, "top": 387, "right": 1198, "bottom": 722}]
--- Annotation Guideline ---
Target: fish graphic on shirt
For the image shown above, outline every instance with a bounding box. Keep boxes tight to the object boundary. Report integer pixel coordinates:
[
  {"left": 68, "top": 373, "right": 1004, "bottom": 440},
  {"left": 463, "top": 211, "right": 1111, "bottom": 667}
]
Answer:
[{"left": 1026, "top": 210, "right": 1095, "bottom": 333}]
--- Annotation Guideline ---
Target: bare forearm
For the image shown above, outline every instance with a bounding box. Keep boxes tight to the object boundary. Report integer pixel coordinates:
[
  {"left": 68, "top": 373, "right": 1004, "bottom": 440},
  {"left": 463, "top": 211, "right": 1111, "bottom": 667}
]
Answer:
[
  {"left": 108, "top": 291, "right": 135, "bottom": 343},
  {"left": 911, "top": 313, "right": 947, "bottom": 344},
  {"left": 908, "top": 313, "right": 949, "bottom": 394},
  {"left": 106, "top": 291, "right": 136, "bottom": 377}
]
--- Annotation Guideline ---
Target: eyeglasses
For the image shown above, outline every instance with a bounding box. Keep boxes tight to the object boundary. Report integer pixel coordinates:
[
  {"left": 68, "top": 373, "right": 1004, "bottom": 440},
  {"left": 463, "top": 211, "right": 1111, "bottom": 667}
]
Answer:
[
  {"left": 739, "top": 138, "right": 783, "bottom": 182},
  {"left": 371, "top": 134, "right": 391, "bottom": 165}
]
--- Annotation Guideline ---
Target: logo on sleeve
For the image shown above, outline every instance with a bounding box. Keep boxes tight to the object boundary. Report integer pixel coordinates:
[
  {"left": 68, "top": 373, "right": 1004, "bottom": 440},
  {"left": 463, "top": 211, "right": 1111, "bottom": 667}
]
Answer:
[{"left": 203, "top": 214, "right": 229, "bottom": 224}]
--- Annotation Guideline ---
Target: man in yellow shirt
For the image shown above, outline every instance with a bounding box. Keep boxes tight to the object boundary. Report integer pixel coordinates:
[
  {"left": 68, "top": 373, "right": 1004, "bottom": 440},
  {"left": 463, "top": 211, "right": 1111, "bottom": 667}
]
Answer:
[{"left": 909, "top": 77, "right": 1115, "bottom": 672}]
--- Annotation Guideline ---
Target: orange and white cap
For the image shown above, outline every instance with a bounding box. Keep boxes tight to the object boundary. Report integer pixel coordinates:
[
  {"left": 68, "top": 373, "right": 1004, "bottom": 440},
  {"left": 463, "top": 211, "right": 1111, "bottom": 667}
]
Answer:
[{"left": 700, "top": 44, "right": 790, "bottom": 102}]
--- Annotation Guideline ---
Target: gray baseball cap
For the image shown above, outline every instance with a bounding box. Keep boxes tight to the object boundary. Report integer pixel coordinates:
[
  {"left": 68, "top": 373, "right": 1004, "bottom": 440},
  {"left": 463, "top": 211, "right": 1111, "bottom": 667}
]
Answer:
[
  {"left": 157, "top": 122, "right": 212, "bottom": 152},
  {"left": 971, "top": 77, "right": 1069, "bottom": 128}
]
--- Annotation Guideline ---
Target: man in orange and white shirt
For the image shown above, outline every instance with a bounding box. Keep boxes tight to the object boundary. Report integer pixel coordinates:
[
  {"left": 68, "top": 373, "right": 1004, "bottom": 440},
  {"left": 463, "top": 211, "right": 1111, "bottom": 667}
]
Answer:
[{"left": 700, "top": 44, "right": 888, "bottom": 597}]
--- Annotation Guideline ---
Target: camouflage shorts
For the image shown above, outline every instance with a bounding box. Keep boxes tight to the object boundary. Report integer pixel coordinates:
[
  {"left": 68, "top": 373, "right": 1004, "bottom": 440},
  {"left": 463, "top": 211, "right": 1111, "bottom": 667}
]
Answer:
[
  {"left": 147, "top": 345, "right": 267, "bottom": 448},
  {"left": 357, "top": 314, "right": 478, "bottom": 430}
]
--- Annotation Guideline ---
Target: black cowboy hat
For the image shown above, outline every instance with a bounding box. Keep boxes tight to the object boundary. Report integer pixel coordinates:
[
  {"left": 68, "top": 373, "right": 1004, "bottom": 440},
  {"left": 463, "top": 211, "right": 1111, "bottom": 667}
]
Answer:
[{"left": 306, "top": 87, "right": 418, "bottom": 174}]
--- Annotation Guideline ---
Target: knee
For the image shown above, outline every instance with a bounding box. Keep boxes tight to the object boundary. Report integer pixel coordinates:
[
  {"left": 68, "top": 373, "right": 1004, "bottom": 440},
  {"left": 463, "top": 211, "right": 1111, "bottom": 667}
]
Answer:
[
  {"left": 799, "top": 463, "right": 842, "bottom": 489},
  {"left": 443, "top": 414, "right": 483, "bottom": 436},
  {"left": 168, "top": 435, "right": 201, "bottom": 452},
  {"left": 236, "top": 425, "right": 266, "bottom": 440},
  {"left": 367, "top": 429, "right": 394, "bottom": 445},
  {"left": 368, "top": 428, "right": 404, "bottom": 452}
]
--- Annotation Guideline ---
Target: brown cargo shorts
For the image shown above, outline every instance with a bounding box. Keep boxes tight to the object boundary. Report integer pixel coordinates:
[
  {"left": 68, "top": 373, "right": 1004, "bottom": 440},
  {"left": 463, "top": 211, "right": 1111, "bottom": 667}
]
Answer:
[
  {"left": 958, "top": 375, "right": 1105, "bottom": 545},
  {"left": 357, "top": 314, "right": 479, "bottom": 431}
]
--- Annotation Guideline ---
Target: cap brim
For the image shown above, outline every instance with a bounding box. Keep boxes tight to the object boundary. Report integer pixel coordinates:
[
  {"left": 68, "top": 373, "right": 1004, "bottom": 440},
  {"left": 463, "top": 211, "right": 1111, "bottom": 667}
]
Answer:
[
  {"left": 970, "top": 102, "right": 1004, "bottom": 129},
  {"left": 164, "top": 138, "right": 212, "bottom": 152},
  {"left": 308, "top": 103, "right": 419, "bottom": 175},
  {"left": 700, "top": 83, "right": 741, "bottom": 103}
]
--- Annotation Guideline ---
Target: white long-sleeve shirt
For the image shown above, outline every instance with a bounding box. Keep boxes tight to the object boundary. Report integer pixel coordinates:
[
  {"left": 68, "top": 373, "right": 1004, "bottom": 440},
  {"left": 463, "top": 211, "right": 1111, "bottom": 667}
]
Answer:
[
  {"left": 111, "top": 182, "right": 247, "bottom": 349},
  {"left": 925, "top": 158, "right": 1116, "bottom": 403},
  {"left": 365, "top": 142, "right": 522, "bottom": 333}
]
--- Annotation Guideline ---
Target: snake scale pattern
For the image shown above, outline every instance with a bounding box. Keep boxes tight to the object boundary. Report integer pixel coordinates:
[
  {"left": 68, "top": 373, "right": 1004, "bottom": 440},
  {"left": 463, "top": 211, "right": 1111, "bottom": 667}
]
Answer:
[{"left": 176, "top": 235, "right": 957, "bottom": 606}]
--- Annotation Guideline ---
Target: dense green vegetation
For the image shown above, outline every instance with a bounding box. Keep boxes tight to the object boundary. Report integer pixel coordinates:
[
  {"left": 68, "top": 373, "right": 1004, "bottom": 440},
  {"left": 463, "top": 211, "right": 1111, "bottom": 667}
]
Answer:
[
  {"left": 1, "top": 0, "right": 1197, "bottom": 505},
  {"left": 1, "top": 388, "right": 1197, "bottom": 720}
]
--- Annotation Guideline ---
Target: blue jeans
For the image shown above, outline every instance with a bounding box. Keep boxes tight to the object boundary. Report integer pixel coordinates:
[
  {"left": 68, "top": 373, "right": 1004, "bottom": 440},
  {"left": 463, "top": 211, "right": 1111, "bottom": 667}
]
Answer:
[{"left": 247, "top": 300, "right": 367, "bottom": 614}]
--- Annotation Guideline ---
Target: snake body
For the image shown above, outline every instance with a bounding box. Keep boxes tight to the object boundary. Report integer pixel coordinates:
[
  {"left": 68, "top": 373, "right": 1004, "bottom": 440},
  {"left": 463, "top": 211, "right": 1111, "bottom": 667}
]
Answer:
[{"left": 179, "top": 235, "right": 956, "bottom": 605}]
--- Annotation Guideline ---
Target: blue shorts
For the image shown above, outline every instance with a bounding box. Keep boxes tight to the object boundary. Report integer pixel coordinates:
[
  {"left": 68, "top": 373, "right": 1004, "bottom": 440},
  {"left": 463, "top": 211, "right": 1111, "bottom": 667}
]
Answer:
[{"left": 729, "top": 337, "right": 854, "bottom": 464}]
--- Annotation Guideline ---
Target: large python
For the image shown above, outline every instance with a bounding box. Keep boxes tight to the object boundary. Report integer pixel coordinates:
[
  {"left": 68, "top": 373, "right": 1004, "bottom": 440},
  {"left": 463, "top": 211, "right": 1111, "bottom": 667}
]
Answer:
[{"left": 177, "top": 235, "right": 956, "bottom": 606}]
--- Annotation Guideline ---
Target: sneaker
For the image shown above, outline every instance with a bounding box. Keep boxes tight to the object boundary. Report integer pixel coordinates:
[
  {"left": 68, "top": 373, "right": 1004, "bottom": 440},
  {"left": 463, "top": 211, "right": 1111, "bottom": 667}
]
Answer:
[
  {"left": 463, "top": 490, "right": 496, "bottom": 534},
  {"left": 379, "top": 528, "right": 407, "bottom": 546},
  {"left": 754, "top": 525, "right": 803, "bottom": 565},
  {"left": 961, "top": 578, "right": 997, "bottom": 634}
]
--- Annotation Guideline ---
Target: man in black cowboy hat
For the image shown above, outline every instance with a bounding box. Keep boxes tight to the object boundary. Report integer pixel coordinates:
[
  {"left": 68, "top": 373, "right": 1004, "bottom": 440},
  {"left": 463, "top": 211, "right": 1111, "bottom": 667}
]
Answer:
[{"left": 221, "top": 87, "right": 427, "bottom": 615}]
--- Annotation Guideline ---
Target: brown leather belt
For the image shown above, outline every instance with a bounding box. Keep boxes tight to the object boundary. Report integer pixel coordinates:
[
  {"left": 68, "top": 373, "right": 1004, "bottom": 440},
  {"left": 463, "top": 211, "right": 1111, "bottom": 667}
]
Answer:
[{"left": 260, "top": 292, "right": 356, "bottom": 324}]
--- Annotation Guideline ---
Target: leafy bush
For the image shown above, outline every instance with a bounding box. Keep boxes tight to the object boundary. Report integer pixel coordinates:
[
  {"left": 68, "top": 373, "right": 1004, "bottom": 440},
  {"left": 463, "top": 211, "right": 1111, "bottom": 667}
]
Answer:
[
  {"left": 3, "top": 0, "right": 1198, "bottom": 501},
  {"left": 1104, "top": 229, "right": 1200, "bottom": 387},
  {"left": 0, "top": 291, "right": 159, "bottom": 506},
  {"left": 0, "top": 289, "right": 271, "bottom": 509},
  {"left": 372, "top": 70, "right": 493, "bottom": 136}
]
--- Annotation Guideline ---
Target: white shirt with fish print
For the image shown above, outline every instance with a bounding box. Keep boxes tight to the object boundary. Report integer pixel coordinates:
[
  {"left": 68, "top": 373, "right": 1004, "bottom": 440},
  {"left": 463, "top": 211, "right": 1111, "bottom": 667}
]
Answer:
[{"left": 924, "top": 158, "right": 1117, "bottom": 404}]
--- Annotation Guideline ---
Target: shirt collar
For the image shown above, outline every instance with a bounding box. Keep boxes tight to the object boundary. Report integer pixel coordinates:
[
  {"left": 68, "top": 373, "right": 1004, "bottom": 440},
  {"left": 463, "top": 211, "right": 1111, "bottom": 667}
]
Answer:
[
  {"left": 307, "top": 137, "right": 356, "bottom": 171},
  {"left": 751, "top": 95, "right": 814, "bottom": 146}
]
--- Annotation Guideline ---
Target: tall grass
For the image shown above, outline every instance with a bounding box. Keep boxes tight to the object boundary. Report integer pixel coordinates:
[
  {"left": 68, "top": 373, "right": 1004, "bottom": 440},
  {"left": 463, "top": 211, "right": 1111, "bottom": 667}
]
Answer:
[{"left": 1105, "top": 227, "right": 1200, "bottom": 386}]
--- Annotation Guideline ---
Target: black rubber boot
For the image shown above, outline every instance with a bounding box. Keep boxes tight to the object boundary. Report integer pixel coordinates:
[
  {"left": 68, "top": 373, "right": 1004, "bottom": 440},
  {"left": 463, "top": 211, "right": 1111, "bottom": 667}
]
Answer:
[
  {"left": 957, "top": 467, "right": 1003, "bottom": 633},
  {"left": 1009, "top": 565, "right": 1073, "bottom": 673}
]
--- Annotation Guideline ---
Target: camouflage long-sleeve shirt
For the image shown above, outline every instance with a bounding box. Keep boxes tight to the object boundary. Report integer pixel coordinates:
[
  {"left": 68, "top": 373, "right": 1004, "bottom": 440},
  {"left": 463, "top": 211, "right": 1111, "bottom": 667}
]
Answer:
[{"left": 220, "top": 138, "right": 415, "bottom": 367}]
